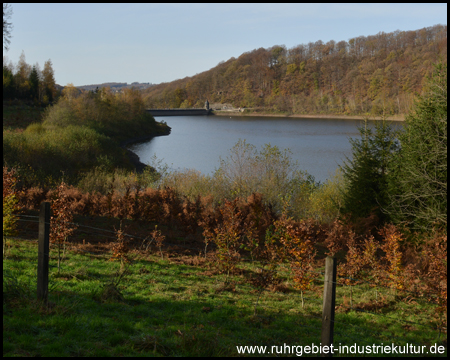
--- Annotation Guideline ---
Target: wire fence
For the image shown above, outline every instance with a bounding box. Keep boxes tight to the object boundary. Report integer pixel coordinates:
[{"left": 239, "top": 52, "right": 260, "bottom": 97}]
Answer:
[{"left": 4, "top": 211, "right": 447, "bottom": 354}]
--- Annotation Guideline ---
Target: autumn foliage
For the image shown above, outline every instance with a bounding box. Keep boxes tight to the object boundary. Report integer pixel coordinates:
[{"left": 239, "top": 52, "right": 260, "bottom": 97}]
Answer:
[
  {"left": 10, "top": 177, "right": 445, "bottom": 327},
  {"left": 3, "top": 167, "right": 20, "bottom": 249},
  {"left": 49, "top": 181, "right": 78, "bottom": 271},
  {"left": 143, "top": 25, "right": 446, "bottom": 116},
  {"left": 110, "top": 223, "right": 131, "bottom": 266}
]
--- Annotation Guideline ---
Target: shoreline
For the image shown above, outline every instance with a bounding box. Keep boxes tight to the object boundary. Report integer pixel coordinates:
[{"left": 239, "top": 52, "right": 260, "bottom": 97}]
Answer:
[
  {"left": 121, "top": 112, "right": 404, "bottom": 173},
  {"left": 120, "top": 128, "right": 171, "bottom": 173},
  {"left": 211, "top": 111, "right": 405, "bottom": 121}
]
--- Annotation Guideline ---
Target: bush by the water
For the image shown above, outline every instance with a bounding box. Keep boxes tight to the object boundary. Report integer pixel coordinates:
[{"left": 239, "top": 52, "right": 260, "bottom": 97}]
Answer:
[
  {"left": 43, "top": 86, "right": 168, "bottom": 142},
  {"left": 3, "top": 86, "right": 170, "bottom": 186},
  {"left": 3, "top": 125, "right": 131, "bottom": 186},
  {"left": 75, "top": 140, "right": 345, "bottom": 223}
]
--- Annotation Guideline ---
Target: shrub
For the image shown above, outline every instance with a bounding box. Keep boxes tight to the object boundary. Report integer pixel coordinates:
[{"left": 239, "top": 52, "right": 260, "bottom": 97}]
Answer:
[
  {"left": 23, "top": 122, "right": 45, "bottom": 135},
  {"left": 420, "top": 233, "right": 447, "bottom": 325},
  {"left": 215, "top": 139, "right": 316, "bottom": 217},
  {"left": 43, "top": 87, "right": 166, "bottom": 142},
  {"left": 306, "top": 168, "right": 345, "bottom": 223},
  {"left": 3, "top": 167, "right": 20, "bottom": 257},
  {"left": 50, "top": 181, "right": 78, "bottom": 272},
  {"left": 158, "top": 169, "right": 219, "bottom": 203},
  {"left": 110, "top": 223, "right": 131, "bottom": 267},
  {"left": 3, "top": 125, "right": 130, "bottom": 186},
  {"left": 41, "top": 101, "right": 77, "bottom": 129}
]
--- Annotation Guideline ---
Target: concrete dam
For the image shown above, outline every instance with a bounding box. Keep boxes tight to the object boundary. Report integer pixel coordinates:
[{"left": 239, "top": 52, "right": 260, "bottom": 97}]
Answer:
[
  {"left": 146, "top": 108, "right": 212, "bottom": 116},
  {"left": 146, "top": 100, "right": 213, "bottom": 116}
]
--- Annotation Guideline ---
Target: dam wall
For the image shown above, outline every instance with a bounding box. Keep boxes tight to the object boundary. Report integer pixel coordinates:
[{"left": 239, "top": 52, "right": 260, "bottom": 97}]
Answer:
[{"left": 146, "top": 108, "right": 211, "bottom": 116}]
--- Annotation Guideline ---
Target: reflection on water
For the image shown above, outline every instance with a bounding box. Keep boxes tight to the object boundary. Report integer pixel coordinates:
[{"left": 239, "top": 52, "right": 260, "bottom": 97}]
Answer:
[{"left": 129, "top": 115, "right": 400, "bottom": 183}]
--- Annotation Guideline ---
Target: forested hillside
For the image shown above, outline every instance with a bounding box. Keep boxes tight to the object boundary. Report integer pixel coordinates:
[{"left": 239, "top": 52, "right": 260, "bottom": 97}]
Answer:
[
  {"left": 76, "top": 82, "right": 155, "bottom": 92},
  {"left": 143, "top": 24, "right": 447, "bottom": 116}
]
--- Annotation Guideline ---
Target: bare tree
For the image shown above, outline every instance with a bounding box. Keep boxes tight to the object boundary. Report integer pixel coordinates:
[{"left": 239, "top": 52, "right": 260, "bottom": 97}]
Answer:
[{"left": 3, "top": 3, "right": 13, "bottom": 51}]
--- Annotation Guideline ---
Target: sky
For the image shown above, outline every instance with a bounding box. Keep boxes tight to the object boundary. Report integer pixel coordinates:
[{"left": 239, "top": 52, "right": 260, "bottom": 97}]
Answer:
[{"left": 3, "top": 3, "right": 447, "bottom": 87}]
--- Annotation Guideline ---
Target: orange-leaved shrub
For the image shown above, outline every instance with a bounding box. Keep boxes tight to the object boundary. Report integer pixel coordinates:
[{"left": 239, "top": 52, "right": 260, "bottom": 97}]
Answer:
[
  {"left": 379, "top": 224, "right": 405, "bottom": 290},
  {"left": 110, "top": 223, "right": 131, "bottom": 267},
  {"left": 420, "top": 233, "right": 447, "bottom": 327},
  {"left": 50, "top": 181, "right": 78, "bottom": 272},
  {"left": 151, "top": 225, "right": 165, "bottom": 259},
  {"left": 3, "top": 167, "right": 20, "bottom": 252}
]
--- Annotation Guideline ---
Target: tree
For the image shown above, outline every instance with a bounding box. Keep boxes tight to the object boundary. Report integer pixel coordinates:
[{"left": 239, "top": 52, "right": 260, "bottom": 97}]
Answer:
[
  {"left": 3, "top": 3, "right": 12, "bottom": 51},
  {"left": 340, "top": 118, "right": 400, "bottom": 222},
  {"left": 41, "top": 59, "right": 56, "bottom": 103},
  {"left": 14, "top": 51, "right": 31, "bottom": 99},
  {"left": 62, "top": 83, "right": 80, "bottom": 101},
  {"left": 174, "top": 88, "right": 186, "bottom": 108},
  {"left": 3, "top": 64, "right": 15, "bottom": 99},
  {"left": 387, "top": 63, "right": 447, "bottom": 231},
  {"left": 141, "top": 24, "right": 447, "bottom": 116},
  {"left": 29, "top": 65, "right": 40, "bottom": 101}
]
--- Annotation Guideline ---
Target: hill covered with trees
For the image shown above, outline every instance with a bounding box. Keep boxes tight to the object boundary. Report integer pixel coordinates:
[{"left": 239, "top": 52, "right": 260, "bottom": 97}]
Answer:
[
  {"left": 143, "top": 24, "right": 447, "bottom": 116},
  {"left": 76, "top": 82, "right": 155, "bottom": 92}
]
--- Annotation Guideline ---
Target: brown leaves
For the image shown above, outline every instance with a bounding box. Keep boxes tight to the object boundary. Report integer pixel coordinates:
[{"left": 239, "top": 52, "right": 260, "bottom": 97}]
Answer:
[
  {"left": 379, "top": 224, "right": 404, "bottom": 289},
  {"left": 11, "top": 176, "right": 447, "bottom": 328},
  {"left": 151, "top": 225, "right": 165, "bottom": 259},
  {"left": 324, "top": 218, "right": 349, "bottom": 256},
  {"left": 276, "top": 217, "right": 317, "bottom": 291},
  {"left": 420, "top": 234, "right": 447, "bottom": 322},
  {"left": 110, "top": 225, "right": 129, "bottom": 263},
  {"left": 3, "top": 166, "right": 21, "bottom": 238},
  {"left": 3, "top": 167, "right": 17, "bottom": 199},
  {"left": 50, "top": 181, "right": 78, "bottom": 246}
]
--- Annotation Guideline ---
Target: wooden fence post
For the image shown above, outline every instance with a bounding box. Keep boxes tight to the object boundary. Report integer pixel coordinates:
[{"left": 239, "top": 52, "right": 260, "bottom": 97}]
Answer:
[
  {"left": 37, "top": 201, "right": 50, "bottom": 303},
  {"left": 321, "top": 256, "right": 337, "bottom": 357}
]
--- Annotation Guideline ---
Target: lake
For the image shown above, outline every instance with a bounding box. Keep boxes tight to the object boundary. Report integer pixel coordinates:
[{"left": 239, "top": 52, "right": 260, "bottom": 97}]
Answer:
[{"left": 128, "top": 115, "right": 399, "bottom": 184}]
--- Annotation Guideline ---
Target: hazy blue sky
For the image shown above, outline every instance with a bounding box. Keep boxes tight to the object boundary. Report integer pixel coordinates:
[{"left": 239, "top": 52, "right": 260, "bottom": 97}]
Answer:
[{"left": 4, "top": 3, "right": 447, "bottom": 86}]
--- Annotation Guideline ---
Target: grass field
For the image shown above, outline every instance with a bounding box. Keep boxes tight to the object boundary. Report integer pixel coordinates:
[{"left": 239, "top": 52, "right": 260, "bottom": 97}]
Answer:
[{"left": 3, "top": 232, "right": 446, "bottom": 357}]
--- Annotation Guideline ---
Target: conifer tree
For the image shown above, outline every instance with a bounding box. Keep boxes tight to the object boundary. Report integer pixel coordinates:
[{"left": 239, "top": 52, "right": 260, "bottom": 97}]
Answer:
[
  {"left": 340, "top": 118, "right": 400, "bottom": 222},
  {"left": 3, "top": 64, "right": 15, "bottom": 98},
  {"left": 29, "top": 65, "right": 40, "bottom": 101}
]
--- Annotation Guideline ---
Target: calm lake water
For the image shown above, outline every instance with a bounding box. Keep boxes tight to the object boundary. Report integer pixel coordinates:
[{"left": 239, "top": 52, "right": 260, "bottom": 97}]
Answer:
[{"left": 128, "top": 115, "right": 399, "bottom": 184}]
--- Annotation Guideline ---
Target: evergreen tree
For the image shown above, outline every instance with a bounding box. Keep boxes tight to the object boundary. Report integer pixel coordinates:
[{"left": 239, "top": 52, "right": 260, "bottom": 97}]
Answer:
[
  {"left": 29, "top": 65, "right": 40, "bottom": 101},
  {"left": 340, "top": 118, "right": 400, "bottom": 222},
  {"left": 3, "top": 64, "right": 15, "bottom": 99},
  {"left": 387, "top": 63, "right": 447, "bottom": 231}
]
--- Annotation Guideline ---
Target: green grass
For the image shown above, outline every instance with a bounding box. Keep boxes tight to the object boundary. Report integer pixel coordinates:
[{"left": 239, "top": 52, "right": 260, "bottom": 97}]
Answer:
[{"left": 3, "top": 238, "right": 446, "bottom": 357}]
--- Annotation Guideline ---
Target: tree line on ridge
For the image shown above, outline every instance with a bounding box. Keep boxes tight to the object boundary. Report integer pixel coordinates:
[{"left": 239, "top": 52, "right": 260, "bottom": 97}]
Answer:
[{"left": 143, "top": 24, "right": 447, "bottom": 116}]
